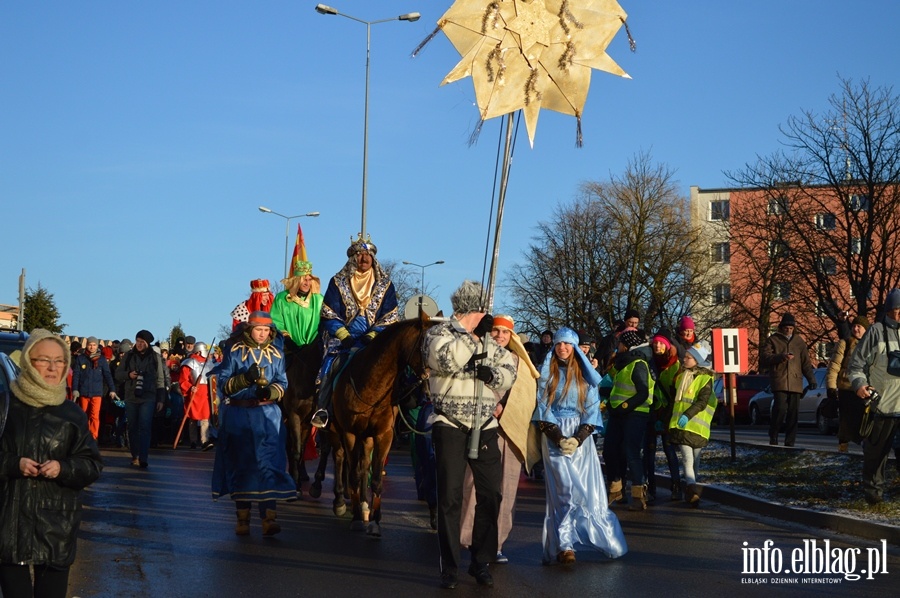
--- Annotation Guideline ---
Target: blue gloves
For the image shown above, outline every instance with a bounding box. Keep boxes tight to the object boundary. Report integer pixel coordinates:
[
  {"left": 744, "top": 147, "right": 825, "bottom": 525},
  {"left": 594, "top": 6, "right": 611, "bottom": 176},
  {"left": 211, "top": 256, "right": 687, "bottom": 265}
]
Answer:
[
  {"left": 677, "top": 414, "right": 689, "bottom": 429},
  {"left": 654, "top": 420, "right": 663, "bottom": 432}
]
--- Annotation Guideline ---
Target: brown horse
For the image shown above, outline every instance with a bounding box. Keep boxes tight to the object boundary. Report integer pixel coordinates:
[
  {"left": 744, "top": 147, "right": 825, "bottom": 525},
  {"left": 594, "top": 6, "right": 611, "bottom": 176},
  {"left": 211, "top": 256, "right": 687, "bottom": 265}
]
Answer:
[
  {"left": 331, "top": 310, "right": 436, "bottom": 536},
  {"left": 280, "top": 337, "right": 344, "bottom": 506}
]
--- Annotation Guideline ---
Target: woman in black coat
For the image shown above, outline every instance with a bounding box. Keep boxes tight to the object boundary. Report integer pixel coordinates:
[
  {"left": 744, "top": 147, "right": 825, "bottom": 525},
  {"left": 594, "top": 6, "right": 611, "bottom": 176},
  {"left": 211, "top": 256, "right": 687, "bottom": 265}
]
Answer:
[{"left": 0, "top": 329, "right": 103, "bottom": 598}]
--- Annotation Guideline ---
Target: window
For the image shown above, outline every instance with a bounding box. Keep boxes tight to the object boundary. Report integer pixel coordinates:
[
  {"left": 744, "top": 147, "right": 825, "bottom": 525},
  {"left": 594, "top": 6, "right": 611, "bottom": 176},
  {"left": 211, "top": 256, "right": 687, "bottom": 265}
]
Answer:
[
  {"left": 815, "top": 212, "right": 836, "bottom": 230},
  {"left": 773, "top": 282, "right": 792, "bottom": 301},
  {"left": 767, "top": 195, "right": 789, "bottom": 215},
  {"left": 711, "top": 242, "right": 730, "bottom": 264},
  {"left": 851, "top": 237, "right": 867, "bottom": 255},
  {"left": 815, "top": 256, "right": 837, "bottom": 275},
  {"left": 817, "top": 342, "right": 836, "bottom": 362},
  {"left": 815, "top": 299, "right": 829, "bottom": 317},
  {"left": 849, "top": 194, "right": 870, "bottom": 211},
  {"left": 767, "top": 240, "right": 790, "bottom": 259},
  {"left": 710, "top": 200, "right": 730, "bottom": 221},
  {"left": 713, "top": 284, "right": 731, "bottom": 305}
]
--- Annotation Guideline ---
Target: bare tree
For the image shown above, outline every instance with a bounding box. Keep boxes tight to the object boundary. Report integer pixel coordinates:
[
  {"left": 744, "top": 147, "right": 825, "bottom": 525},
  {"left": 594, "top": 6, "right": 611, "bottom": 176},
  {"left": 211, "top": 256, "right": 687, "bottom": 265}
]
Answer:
[
  {"left": 727, "top": 77, "right": 900, "bottom": 340},
  {"left": 503, "top": 151, "right": 716, "bottom": 341}
]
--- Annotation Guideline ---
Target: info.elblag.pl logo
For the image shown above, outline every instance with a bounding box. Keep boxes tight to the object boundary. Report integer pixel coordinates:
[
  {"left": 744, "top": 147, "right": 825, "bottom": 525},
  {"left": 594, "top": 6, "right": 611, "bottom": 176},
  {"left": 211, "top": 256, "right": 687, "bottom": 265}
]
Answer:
[{"left": 741, "top": 539, "right": 889, "bottom": 583}]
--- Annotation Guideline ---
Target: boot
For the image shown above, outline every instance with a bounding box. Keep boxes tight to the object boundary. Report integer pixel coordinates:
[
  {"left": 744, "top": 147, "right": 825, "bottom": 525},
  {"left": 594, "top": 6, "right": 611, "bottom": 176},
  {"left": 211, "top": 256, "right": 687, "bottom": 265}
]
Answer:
[
  {"left": 686, "top": 483, "right": 701, "bottom": 507},
  {"left": 607, "top": 479, "right": 623, "bottom": 505},
  {"left": 670, "top": 481, "right": 682, "bottom": 501},
  {"left": 629, "top": 484, "right": 648, "bottom": 511},
  {"left": 262, "top": 509, "right": 281, "bottom": 536},
  {"left": 838, "top": 442, "right": 849, "bottom": 453},
  {"left": 235, "top": 509, "right": 250, "bottom": 536}
]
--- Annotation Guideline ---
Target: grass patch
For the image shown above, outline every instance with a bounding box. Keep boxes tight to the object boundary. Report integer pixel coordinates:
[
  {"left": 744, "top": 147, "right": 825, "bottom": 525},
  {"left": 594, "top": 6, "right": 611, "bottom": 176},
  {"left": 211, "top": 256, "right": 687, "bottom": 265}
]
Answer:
[{"left": 658, "top": 440, "right": 900, "bottom": 525}]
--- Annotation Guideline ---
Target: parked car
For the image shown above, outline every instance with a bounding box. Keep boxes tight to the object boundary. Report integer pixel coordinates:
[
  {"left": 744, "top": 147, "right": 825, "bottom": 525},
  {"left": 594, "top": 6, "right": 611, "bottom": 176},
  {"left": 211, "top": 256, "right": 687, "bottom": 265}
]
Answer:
[
  {"left": 746, "top": 368, "right": 837, "bottom": 434},
  {"left": 713, "top": 374, "right": 771, "bottom": 424},
  {"left": 0, "top": 351, "right": 20, "bottom": 436},
  {"left": 0, "top": 329, "right": 28, "bottom": 357}
]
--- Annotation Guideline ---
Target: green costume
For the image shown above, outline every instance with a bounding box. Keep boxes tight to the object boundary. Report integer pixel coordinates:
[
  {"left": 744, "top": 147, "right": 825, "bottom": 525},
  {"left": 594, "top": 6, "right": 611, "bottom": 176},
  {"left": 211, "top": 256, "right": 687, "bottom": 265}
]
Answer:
[{"left": 271, "top": 290, "right": 323, "bottom": 346}]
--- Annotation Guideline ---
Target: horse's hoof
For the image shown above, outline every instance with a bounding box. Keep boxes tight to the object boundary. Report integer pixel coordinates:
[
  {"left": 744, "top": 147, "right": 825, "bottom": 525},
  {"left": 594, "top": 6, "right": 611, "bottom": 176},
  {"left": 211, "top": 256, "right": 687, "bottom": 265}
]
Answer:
[
  {"left": 334, "top": 503, "right": 347, "bottom": 517},
  {"left": 366, "top": 522, "right": 382, "bottom": 537},
  {"left": 350, "top": 520, "right": 366, "bottom": 532},
  {"left": 309, "top": 482, "right": 322, "bottom": 498}
]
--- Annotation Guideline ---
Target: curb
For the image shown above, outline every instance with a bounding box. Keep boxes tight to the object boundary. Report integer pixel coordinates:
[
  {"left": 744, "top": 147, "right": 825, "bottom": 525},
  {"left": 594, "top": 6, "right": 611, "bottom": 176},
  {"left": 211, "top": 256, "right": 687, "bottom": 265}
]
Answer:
[{"left": 655, "top": 441, "right": 900, "bottom": 546}]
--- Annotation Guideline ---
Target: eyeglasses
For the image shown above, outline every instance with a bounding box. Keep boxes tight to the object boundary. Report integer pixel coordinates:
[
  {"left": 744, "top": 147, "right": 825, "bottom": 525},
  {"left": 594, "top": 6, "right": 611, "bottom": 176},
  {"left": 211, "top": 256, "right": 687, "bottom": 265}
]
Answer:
[{"left": 31, "top": 357, "right": 67, "bottom": 368}]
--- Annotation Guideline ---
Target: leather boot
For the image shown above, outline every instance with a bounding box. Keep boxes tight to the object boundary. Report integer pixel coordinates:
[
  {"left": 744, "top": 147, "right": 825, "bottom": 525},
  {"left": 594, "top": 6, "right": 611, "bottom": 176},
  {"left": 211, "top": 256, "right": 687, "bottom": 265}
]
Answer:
[
  {"left": 670, "top": 481, "right": 682, "bottom": 501},
  {"left": 261, "top": 509, "right": 281, "bottom": 536},
  {"left": 629, "top": 484, "right": 648, "bottom": 511},
  {"left": 235, "top": 509, "right": 250, "bottom": 536},
  {"left": 607, "top": 479, "right": 623, "bottom": 505}
]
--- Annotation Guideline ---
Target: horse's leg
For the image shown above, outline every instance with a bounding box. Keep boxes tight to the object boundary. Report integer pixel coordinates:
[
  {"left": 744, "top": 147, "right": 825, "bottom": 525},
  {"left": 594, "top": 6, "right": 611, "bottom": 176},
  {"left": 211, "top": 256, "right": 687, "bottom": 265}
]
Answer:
[
  {"left": 331, "top": 431, "right": 347, "bottom": 516},
  {"left": 366, "top": 425, "right": 393, "bottom": 538},
  {"left": 344, "top": 432, "right": 367, "bottom": 530},
  {"left": 284, "top": 407, "right": 306, "bottom": 493},
  {"left": 310, "top": 426, "right": 330, "bottom": 499}
]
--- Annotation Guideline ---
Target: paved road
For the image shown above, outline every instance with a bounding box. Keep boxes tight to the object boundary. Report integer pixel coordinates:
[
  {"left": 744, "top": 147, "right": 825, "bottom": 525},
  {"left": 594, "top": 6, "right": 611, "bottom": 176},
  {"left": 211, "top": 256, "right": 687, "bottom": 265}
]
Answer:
[
  {"left": 711, "top": 423, "right": 866, "bottom": 455},
  {"left": 68, "top": 445, "right": 900, "bottom": 597}
]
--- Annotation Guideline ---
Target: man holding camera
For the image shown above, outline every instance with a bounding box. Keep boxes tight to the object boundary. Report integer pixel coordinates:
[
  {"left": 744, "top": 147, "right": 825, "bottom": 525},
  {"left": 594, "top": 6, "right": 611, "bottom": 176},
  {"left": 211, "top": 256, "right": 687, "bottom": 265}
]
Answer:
[
  {"left": 849, "top": 289, "right": 900, "bottom": 505},
  {"left": 423, "top": 280, "right": 517, "bottom": 590},
  {"left": 759, "top": 313, "right": 817, "bottom": 447}
]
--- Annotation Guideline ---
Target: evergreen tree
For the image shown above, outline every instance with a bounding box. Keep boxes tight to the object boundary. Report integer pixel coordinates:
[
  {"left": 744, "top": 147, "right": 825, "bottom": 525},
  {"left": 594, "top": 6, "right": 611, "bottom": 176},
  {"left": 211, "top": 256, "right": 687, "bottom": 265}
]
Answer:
[
  {"left": 23, "top": 284, "right": 65, "bottom": 333},
  {"left": 168, "top": 322, "right": 186, "bottom": 348}
]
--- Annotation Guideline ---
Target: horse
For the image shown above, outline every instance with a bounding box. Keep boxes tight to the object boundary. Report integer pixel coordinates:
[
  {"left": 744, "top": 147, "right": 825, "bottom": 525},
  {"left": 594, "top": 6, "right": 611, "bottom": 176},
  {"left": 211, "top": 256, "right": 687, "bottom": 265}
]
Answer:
[
  {"left": 280, "top": 337, "right": 344, "bottom": 504},
  {"left": 331, "top": 310, "right": 436, "bottom": 536}
]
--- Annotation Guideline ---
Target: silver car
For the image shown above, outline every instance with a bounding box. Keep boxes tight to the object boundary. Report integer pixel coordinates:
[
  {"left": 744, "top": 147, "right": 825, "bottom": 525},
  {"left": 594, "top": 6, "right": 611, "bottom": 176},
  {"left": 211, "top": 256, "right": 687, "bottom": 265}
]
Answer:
[{"left": 747, "top": 368, "right": 837, "bottom": 434}]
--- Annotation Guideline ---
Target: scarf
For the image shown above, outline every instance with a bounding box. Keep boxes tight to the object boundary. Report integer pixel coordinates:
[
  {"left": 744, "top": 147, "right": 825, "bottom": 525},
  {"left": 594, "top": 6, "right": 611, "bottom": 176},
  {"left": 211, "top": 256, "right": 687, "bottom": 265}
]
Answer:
[
  {"left": 350, "top": 268, "right": 375, "bottom": 311},
  {"left": 89, "top": 350, "right": 101, "bottom": 369},
  {"left": 11, "top": 328, "right": 69, "bottom": 408}
]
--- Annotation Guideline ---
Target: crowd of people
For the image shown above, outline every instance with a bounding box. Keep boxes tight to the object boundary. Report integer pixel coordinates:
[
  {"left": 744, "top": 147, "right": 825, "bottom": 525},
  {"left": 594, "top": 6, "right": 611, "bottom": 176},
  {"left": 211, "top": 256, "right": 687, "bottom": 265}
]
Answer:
[{"left": 5, "top": 223, "right": 900, "bottom": 593}]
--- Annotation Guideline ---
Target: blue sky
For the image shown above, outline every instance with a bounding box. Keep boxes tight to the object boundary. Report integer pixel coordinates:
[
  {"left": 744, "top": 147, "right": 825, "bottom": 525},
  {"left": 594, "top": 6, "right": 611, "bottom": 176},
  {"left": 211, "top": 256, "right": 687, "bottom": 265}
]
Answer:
[{"left": 2, "top": 1, "right": 898, "bottom": 345}]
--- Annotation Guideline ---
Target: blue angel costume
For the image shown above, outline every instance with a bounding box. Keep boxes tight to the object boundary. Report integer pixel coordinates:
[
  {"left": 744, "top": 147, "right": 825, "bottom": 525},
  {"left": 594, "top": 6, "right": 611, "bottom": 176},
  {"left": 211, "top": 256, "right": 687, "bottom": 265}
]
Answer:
[
  {"left": 211, "top": 315, "right": 296, "bottom": 506},
  {"left": 533, "top": 327, "right": 627, "bottom": 564}
]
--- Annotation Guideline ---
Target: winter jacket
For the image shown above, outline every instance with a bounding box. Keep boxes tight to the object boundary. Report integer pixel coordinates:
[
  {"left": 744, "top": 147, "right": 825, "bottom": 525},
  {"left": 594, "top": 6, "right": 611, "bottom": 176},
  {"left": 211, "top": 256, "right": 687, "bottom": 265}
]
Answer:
[
  {"left": 848, "top": 318, "right": 900, "bottom": 416},
  {"left": 0, "top": 395, "right": 103, "bottom": 567},
  {"left": 608, "top": 347, "right": 655, "bottom": 416},
  {"left": 115, "top": 348, "right": 167, "bottom": 405},
  {"left": 667, "top": 367, "right": 716, "bottom": 448},
  {"left": 71, "top": 352, "right": 116, "bottom": 397},
  {"left": 826, "top": 336, "right": 859, "bottom": 392},
  {"left": 759, "top": 331, "right": 816, "bottom": 394}
]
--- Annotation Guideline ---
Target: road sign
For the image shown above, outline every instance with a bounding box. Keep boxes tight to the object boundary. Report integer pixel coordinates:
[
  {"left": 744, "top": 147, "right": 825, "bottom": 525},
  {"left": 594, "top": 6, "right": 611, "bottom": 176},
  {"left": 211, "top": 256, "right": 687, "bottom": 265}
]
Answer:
[{"left": 711, "top": 328, "right": 749, "bottom": 374}]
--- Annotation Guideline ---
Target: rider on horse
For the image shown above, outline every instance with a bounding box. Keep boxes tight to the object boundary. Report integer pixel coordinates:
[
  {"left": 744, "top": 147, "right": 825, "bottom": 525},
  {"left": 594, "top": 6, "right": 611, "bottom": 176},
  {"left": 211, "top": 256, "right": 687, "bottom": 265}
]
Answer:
[
  {"left": 271, "top": 246, "right": 323, "bottom": 355},
  {"left": 311, "top": 233, "right": 399, "bottom": 428}
]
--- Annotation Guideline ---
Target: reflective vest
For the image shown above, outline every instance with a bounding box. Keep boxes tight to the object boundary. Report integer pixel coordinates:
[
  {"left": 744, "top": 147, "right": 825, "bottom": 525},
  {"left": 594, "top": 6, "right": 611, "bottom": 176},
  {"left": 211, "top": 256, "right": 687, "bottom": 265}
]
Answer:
[
  {"left": 653, "top": 361, "right": 680, "bottom": 410},
  {"left": 670, "top": 371, "right": 715, "bottom": 440},
  {"left": 609, "top": 359, "right": 655, "bottom": 414}
]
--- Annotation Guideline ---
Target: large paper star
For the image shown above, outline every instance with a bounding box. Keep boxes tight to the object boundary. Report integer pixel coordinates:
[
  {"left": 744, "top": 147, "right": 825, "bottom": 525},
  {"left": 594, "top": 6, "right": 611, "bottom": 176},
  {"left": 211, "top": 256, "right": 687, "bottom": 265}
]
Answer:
[{"left": 437, "top": 0, "right": 631, "bottom": 146}]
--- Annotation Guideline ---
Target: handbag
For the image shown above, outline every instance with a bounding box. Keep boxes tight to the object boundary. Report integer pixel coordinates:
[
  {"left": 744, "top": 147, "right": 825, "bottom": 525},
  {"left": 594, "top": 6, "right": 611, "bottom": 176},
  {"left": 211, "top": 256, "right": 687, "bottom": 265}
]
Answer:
[{"left": 859, "top": 390, "right": 881, "bottom": 439}]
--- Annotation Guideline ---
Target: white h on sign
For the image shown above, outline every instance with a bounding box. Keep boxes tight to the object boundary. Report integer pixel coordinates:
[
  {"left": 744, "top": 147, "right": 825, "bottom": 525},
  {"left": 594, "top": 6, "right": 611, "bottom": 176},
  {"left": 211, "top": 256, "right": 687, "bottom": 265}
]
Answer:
[{"left": 711, "top": 328, "right": 749, "bottom": 374}]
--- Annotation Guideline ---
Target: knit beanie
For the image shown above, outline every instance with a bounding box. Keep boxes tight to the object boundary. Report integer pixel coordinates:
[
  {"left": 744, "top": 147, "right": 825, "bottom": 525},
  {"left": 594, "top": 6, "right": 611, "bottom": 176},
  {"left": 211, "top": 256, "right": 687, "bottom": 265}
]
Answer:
[
  {"left": 778, "top": 313, "right": 796, "bottom": 328},
  {"left": 887, "top": 288, "right": 900, "bottom": 310},
  {"left": 119, "top": 339, "right": 134, "bottom": 354},
  {"left": 678, "top": 316, "right": 695, "bottom": 332},
  {"left": 86, "top": 336, "right": 99, "bottom": 346},
  {"left": 136, "top": 329, "right": 154, "bottom": 344},
  {"left": 852, "top": 315, "right": 870, "bottom": 330},
  {"left": 651, "top": 334, "right": 672, "bottom": 351},
  {"left": 618, "top": 328, "right": 645, "bottom": 350}
]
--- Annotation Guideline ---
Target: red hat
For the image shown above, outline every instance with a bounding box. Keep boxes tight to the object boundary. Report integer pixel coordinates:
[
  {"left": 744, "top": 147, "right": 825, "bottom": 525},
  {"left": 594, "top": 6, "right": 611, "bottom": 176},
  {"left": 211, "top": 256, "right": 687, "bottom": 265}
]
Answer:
[{"left": 678, "top": 316, "right": 695, "bottom": 331}]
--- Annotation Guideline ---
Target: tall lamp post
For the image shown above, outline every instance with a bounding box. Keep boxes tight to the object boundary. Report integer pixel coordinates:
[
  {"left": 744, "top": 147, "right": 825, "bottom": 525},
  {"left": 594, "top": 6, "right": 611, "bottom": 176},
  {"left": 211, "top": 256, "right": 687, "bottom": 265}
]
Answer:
[
  {"left": 402, "top": 260, "right": 444, "bottom": 303},
  {"left": 258, "top": 206, "right": 320, "bottom": 278},
  {"left": 315, "top": 4, "right": 420, "bottom": 239}
]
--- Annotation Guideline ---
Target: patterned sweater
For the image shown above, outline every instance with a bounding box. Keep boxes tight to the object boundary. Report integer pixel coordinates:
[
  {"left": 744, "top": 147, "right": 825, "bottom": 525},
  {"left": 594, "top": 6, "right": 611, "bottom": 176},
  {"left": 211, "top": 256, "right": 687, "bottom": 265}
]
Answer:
[{"left": 424, "top": 318, "right": 517, "bottom": 430}]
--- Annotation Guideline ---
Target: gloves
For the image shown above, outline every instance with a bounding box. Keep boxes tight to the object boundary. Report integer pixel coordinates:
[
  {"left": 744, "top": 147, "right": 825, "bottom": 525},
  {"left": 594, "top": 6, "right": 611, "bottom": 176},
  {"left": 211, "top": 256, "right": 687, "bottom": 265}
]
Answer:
[
  {"left": 559, "top": 437, "right": 579, "bottom": 456},
  {"left": 677, "top": 414, "right": 689, "bottom": 429},
  {"left": 72, "top": 390, "right": 80, "bottom": 400},
  {"left": 474, "top": 365, "right": 494, "bottom": 384},
  {"left": 245, "top": 363, "right": 261, "bottom": 384},
  {"left": 341, "top": 336, "right": 356, "bottom": 349},
  {"left": 256, "top": 385, "right": 273, "bottom": 400},
  {"left": 473, "top": 314, "right": 494, "bottom": 339},
  {"left": 827, "top": 388, "right": 839, "bottom": 401},
  {"left": 654, "top": 420, "right": 663, "bottom": 433},
  {"left": 361, "top": 331, "right": 377, "bottom": 346},
  {"left": 539, "top": 422, "right": 564, "bottom": 447},
  {"left": 806, "top": 379, "right": 818, "bottom": 391},
  {"left": 573, "top": 424, "right": 595, "bottom": 446}
]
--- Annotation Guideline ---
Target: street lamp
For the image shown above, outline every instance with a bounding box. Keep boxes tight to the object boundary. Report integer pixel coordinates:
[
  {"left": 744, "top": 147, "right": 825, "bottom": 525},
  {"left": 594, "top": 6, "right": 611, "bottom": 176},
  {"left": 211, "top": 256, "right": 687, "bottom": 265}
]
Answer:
[
  {"left": 402, "top": 260, "right": 445, "bottom": 301},
  {"left": 258, "top": 206, "right": 320, "bottom": 278},
  {"left": 315, "top": 3, "right": 420, "bottom": 239}
]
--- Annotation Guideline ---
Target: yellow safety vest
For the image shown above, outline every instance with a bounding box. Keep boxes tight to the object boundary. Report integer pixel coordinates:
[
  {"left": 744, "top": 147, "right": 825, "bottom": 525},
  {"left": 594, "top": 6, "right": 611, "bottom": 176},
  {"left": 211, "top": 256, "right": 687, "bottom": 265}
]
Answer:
[
  {"left": 609, "top": 359, "right": 655, "bottom": 414},
  {"left": 670, "top": 371, "right": 715, "bottom": 440}
]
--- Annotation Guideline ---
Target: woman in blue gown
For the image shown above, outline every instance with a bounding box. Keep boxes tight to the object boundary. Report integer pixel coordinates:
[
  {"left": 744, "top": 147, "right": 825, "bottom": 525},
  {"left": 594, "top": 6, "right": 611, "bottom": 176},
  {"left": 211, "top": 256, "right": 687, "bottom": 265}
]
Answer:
[
  {"left": 533, "top": 327, "right": 628, "bottom": 565},
  {"left": 212, "top": 311, "right": 296, "bottom": 536}
]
